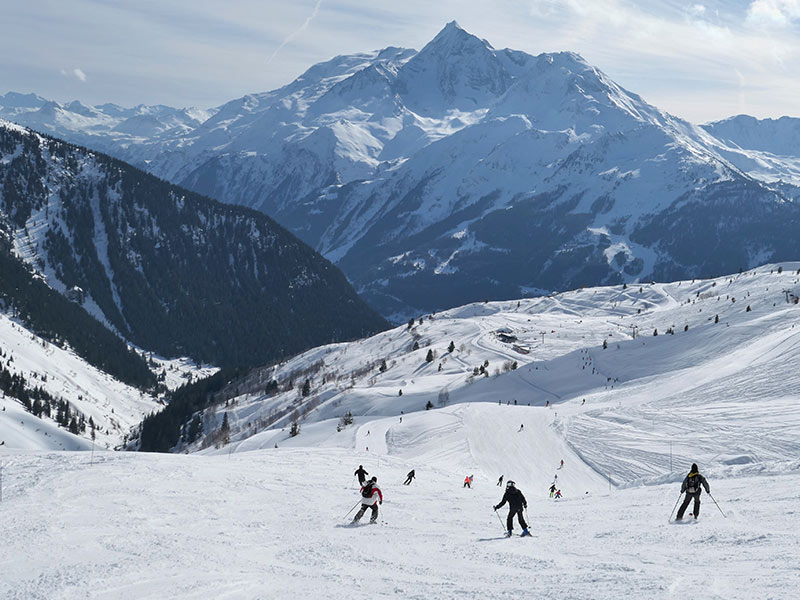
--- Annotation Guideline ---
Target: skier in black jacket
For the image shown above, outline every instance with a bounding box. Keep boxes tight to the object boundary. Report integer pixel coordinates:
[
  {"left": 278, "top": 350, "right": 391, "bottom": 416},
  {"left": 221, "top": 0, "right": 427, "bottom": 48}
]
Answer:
[
  {"left": 404, "top": 470, "right": 415, "bottom": 485},
  {"left": 354, "top": 465, "right": 369, "bottom": 485},
  {"left": 494, "top": 480, "right": 530, "bottom": 537},
  {"left": 676, "top": 463, "right": 710, "bottom": 520}
]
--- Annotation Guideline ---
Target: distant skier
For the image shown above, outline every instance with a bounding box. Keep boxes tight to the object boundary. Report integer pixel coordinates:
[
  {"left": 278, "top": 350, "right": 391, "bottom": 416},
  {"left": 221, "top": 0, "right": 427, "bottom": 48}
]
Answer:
[
  {"left": 494, "top": 480, "right": 530, "bottom": 537},
  {"left": 545, "top": 400, "right": 549, "bottom": 408},
  {"left": 497, "top": 475, "right": 504, "bottom": 487},
  {"left": 559, "top": 459, "right": 564, "bottom": 469},
  {"left": 676, "top": 463, "right": 710, "bottom": 520},
  {"left": 353, "top": 476, "right": 383, "bottom": 524},
  {"left": 518, "top": 424, "right": 524, "bottom": 432},
  {"left": 549, "top": 483, "right": 556, "bottom": 498},
  {"left": 404, "top": 469, "right": 415, "bottom": 485},
  {"left": 354, "top": 465, "right": 369, "bottom": 485},
  {"left": 464, "top": 474, "right": 473, "bottom": 488},
  {"left": 554, "top": 489, "right": 562, "bottom": 499}
]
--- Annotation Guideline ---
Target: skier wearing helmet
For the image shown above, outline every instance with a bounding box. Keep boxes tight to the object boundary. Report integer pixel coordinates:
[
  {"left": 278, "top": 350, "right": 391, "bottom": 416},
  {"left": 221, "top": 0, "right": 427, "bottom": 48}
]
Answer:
[{"left": 494, "top": 480, "right": 530, "bottom": 537}]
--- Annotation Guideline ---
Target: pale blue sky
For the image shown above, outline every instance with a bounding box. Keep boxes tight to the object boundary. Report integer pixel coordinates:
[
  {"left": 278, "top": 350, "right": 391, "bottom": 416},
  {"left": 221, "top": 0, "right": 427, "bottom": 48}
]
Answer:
[{"left": 3, "top": 0, "right": 799, "bottom": 123}]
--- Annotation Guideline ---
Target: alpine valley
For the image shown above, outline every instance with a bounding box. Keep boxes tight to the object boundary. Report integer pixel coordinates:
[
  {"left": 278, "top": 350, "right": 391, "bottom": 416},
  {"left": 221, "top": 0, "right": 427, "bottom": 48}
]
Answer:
[{"left": 3, "top": 22, "right": 800, "bottom": 320}]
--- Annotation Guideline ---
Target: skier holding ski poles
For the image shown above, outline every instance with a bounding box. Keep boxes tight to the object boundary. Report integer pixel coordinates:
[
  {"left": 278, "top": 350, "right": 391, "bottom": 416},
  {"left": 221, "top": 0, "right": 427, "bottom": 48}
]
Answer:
[
  {"left": 353, "top": 476, "right": 383, "bottom": 524},
  {"left": 676, "top": 463, "right": 710, "bottom": 520},
  {"left": 494, "top": 480, "right": 531, "bottom": 537}
]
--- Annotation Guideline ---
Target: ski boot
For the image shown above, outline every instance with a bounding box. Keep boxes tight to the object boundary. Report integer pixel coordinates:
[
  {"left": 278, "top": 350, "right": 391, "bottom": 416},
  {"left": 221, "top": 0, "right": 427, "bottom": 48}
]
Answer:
[
  {"left": 504, "top": 530, "right": 513, "bottom": 538},
  {"left": 521, "top": 528, "right": 532, "bottom": 537}
]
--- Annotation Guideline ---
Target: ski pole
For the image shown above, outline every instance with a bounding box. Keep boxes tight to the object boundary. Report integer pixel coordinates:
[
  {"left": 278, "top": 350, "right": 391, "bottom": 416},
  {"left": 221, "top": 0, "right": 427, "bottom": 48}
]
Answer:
[
  {"left": 669, "top": 492, "right": 683, "bottom": 521},
  {"left": 493, "top": 507, "right": 505, "bottom": 531},
  {"left": 708, "top": 492, "right": 726, "bottom": 518},
  {"left": 343, "top": 500, "right": 361, "bottom": 519}
]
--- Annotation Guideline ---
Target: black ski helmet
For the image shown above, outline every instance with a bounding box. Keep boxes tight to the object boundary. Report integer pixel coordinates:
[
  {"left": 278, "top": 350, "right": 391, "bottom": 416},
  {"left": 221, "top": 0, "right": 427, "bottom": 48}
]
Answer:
[
  {"left": 691, "top": 463, "right": 698, "bottom": 472},
  {"left": 371, "top": 476, "right": 377, "bottom": 483},
  {"left": 506, "top": 480, "right": 515, "bottom": 488},
  {"left": 359, "top": 465, "right": 363, "bottom": 469}
]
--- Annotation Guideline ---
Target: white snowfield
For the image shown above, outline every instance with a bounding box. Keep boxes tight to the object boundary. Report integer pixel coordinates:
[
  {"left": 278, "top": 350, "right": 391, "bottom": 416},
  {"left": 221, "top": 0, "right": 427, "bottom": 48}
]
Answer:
[
  {"left": 2, "top": 265, "right": 800, "bottom": 598},
  {"left": 1, "top": 405, "right": 798, "bottom": 599}
]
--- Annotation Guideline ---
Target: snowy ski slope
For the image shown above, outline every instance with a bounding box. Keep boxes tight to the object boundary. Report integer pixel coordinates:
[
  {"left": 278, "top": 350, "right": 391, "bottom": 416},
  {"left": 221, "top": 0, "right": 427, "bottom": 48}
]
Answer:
[
  {"left": 1, "top": 405, "right": 798, "bottom": 599},
  {"left": 1, "top": 265, "right": 800, "bottom": 598}
]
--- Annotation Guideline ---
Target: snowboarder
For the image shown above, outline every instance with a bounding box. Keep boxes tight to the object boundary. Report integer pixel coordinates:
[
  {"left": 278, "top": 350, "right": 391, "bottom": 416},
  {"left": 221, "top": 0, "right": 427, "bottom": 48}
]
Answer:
[
  {"left": 404, "top": 470, "right": 415, "bottom": 485},
  {"left": 549, "top": 483, "right": 556, "bottom": 498},
  {"left": 494, "top": 480, "right": 530, "bottom": 537},
  {"left": 676, "top": 463, "right": 710, "bottom": 520},
  {"left": 354, "top": 465, "right": 369, "bottom": 485},
  {"left": 353, "top": 476, "right": 383, "bottom": 524},
  {"left": 554, "top": 489, "right": 562, "bottom": 499},
  {"left": 497, "top": 475, "right": 504, "bottom": 487}
]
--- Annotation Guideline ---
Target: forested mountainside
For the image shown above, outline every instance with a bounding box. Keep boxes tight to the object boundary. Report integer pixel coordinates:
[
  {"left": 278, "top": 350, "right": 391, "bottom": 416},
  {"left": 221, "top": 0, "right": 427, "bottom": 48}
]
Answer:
[{"left": 0, "top": 121, "right": 388, "bottom": 370}]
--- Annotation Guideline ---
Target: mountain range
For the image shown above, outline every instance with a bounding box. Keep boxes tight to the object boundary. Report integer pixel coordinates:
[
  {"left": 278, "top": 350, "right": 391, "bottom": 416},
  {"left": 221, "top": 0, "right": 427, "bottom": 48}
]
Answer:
[{"left": 3, "top": 22, "right": 800, "bottom": 321}]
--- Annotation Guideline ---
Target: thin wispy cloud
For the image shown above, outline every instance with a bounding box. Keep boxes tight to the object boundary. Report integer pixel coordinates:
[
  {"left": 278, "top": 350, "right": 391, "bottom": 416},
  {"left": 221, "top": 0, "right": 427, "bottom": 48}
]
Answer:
[
  {"left": 266, "top": 0, "right": 323, "bottom": 65},
  {"left": 60, "top": 68, "right": 88, "bottom": 82}
]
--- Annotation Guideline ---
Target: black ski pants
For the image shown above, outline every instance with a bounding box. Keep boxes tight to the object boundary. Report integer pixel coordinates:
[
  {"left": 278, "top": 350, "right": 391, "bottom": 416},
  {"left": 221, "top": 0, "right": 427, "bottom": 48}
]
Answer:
[
  {"left": 507, "top": 507, "right": 527, "bottom": 531},
  {"left": 354, "top": 503, "right": 379, "bottom": 522},
  {"left": 677, "top": 491, "right": 701, "bottom": 519},
  {"left": 404, "top": 477, "right": 413, "bottom": 485}
]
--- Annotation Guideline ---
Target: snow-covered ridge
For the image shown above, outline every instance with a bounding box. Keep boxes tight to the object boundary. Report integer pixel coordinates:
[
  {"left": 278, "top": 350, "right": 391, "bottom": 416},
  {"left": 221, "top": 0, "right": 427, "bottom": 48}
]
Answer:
[{"left": 177, "top": 263, "right": 800, "bottom": 491}]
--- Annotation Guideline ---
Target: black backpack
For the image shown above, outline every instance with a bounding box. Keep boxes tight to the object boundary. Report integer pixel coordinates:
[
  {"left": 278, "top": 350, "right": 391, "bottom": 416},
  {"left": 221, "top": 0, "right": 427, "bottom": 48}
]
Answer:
[
  {"left": 687, "top": 473, "right": 701, "bottom": 493},
  {"left": 361, "top": 482, "right": 374, "bottom": 498}
]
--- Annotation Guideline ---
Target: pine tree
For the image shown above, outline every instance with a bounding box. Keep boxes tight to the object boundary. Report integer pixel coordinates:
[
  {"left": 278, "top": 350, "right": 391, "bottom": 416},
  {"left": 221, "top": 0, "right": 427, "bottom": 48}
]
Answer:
[
  {"left": 302, "top": 378, "right": 311, "bottom": 397},
  {"left": 448, "top": 340, "right": 455, "bottom": 353},
  {"left": 425, "top": 349, "right": 434, "bottom": 362},
  {"left": 220, "top": 412, "right": 231, "bottom": 445}
]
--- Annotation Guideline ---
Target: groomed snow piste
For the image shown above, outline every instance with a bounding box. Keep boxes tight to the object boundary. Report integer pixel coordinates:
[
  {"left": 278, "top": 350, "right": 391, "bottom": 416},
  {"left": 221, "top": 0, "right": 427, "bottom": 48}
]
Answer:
[{"left": 2, "top": 265, "right": 800, "bottom": 598}]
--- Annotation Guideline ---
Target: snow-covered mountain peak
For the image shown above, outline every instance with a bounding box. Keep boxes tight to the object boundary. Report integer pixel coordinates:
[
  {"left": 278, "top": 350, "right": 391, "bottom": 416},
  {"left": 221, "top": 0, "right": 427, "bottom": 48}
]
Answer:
[
  {"left": 0, "top": 91, "right": 47, "bottom": 109},
  {"left": 397, "top": 22, "right": 511, "bottom": 115}
]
